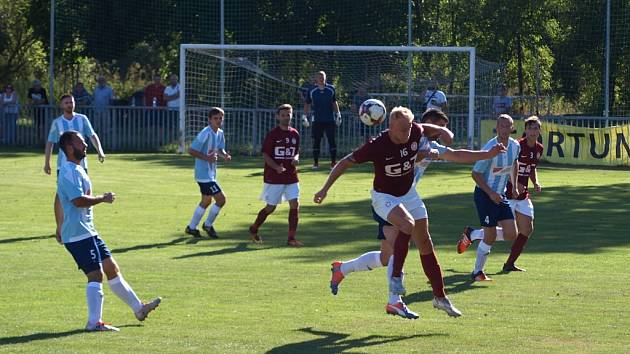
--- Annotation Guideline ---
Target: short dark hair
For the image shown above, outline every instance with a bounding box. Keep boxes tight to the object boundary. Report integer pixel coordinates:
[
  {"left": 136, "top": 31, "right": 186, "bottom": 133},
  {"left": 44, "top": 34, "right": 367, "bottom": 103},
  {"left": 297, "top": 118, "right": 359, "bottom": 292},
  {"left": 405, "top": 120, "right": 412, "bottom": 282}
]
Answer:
[
  {"left": 276, "top": 103, "right": 293, "bottom": 114},
  {"left": 60, "top": 93, "right": 74, "bottom": 102},
  {"left": 208, "top": 107, "right": 225, "bottom": 118},
  {"left": 59, "top": 130, "right": 81, "bottom": 152},
  {"left": 421, "top": 108, "right": 449, "bottom": 123}
]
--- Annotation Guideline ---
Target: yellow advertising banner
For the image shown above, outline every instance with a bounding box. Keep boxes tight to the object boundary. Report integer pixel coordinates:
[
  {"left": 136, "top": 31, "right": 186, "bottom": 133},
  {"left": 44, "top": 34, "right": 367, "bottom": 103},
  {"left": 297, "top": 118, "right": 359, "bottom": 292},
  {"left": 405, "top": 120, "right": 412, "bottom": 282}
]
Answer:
[{"left": 480, "top": 120, "right": 630, "bottom": 166}]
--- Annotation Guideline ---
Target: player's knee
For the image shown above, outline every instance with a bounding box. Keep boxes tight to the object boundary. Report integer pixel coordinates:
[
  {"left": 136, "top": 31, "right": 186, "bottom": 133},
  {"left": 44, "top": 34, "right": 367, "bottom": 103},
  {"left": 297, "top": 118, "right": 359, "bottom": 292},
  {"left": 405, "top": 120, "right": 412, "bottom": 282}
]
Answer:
[
  {"left": 215, "top": 197, "right": 226, "bottom": 207},
  {"left": 87, "top": 269, "right": 104, "bottom": 283},
  {"left": 265, "top": 204, "right": 277, "bottom": 214},
  {"left": 400, "top": 220, "right": 414, "bottom": 235}
]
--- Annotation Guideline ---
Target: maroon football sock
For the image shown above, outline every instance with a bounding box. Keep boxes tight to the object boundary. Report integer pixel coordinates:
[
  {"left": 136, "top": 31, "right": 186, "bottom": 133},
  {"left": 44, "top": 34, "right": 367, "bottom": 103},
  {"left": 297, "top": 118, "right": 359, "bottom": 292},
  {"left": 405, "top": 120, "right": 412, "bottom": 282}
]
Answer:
[
  {"left": 506, "top": 233, "right": 529, "bottom": 265},
  {"left": 251, "top": 208, "right": 270, "bottom": 232},
  {"left": 392, "top": 231, "right": 411, "bottom": 277},
  {"left": 288, "top": 208, "right": 298, "bottom": 240},
  {"left": 421, "top": 252, "right": 446, "bottom": 298}
]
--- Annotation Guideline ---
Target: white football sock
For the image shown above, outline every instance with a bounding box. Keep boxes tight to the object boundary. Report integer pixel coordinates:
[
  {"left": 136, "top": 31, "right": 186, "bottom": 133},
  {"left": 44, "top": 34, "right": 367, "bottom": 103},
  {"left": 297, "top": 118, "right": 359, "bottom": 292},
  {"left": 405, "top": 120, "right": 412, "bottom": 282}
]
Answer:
[
  {"left": 86, "top": 282, "right": 104, "bottom": 325},
  {"left": 471, "top": 228, "right": 504, "bottom": 241},
  {"left": 387, "top": 255, "right": 402, "bottom": 304},
  {"left": 473, "top": 241, "right": 492, "bottom": 274},
  {"left": 339, "top": 251, "right": 382, "bottom": 275},
  {"left": 188, "top": 205, "right": 206, "bottom": 229},
  {"left": 108, "top": 275, "right": 143, "bottom": 313},
  {"left": 203, "top": 204, "right": 222, "bottom": 227},
  {"left": 470, "top": 228, "right": 484, "bottom": 241}
]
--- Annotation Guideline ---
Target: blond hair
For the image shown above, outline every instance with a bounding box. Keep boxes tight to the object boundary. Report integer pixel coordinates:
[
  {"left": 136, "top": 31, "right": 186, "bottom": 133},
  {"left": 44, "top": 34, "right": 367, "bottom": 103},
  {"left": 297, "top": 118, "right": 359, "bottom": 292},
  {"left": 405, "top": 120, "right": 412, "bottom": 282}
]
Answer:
[{"left": 389, "top": 106, "right": 414, "bottom": 123}]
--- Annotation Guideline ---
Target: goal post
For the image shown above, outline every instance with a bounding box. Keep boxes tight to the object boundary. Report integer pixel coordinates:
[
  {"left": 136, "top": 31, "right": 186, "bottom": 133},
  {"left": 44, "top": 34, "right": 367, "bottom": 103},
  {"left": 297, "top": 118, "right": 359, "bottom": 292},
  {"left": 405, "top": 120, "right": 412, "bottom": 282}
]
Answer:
[{"left": 179, "top": 44, "right": 476, "bottom": 154}]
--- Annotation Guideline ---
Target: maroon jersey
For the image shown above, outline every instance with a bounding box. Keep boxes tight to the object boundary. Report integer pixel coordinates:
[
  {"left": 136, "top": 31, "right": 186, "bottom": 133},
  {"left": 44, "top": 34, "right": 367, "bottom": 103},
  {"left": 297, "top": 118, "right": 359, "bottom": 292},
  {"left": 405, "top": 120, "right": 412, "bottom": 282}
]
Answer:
[
  {"left": 262, "top": 126, "right": 300, "bottom": 184},
  {"left": 352, "top": 122, "right": 424, "bottom": 197},
  {"left": 506, "top": 138, "right": 544, "bottom": 200}
]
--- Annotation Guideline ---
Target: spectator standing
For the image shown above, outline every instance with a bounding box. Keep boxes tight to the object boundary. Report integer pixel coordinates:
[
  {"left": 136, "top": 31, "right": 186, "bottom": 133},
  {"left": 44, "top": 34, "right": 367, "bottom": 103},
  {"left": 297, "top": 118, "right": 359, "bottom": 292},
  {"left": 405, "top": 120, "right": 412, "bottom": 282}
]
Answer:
[
  {"left": 421, "top": 80, "right": 447, "bottom": 112},
  {"left": 28, "top": 79, "right": 49, "bottom": 141},
  {"left": 492, "top": 84, "right": 513, "bottom": 116},
  {"left": 163, "top": 74, "right": 180, "bottom": 109},
  {"left": 144, "top": 75, "right": 166, "bottom": 107},
  {"left": 72, "top": 82, "right": 93, "bottom": 106},
  {"left": 92, "top": 76, "right": 115, "bottom": 140},
  {"left": 1, "top": 84, "right": 19, "bottom": 144}
]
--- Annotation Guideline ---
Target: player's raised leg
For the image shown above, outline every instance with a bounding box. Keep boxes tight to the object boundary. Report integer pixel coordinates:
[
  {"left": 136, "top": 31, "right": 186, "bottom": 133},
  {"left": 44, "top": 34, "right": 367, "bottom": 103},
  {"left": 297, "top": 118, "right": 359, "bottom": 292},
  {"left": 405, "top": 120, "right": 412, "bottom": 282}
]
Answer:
[{"left": 102, "top": 256, "right": 161, "bottom": 321}]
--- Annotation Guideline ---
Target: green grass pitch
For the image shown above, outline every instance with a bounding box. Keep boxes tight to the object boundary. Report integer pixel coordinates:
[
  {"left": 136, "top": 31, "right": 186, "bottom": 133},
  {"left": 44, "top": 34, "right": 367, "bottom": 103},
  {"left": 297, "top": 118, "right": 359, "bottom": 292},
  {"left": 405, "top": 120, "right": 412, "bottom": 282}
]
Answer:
[{"left": 1, "top": 150, "right": 629, "bottom": 353}]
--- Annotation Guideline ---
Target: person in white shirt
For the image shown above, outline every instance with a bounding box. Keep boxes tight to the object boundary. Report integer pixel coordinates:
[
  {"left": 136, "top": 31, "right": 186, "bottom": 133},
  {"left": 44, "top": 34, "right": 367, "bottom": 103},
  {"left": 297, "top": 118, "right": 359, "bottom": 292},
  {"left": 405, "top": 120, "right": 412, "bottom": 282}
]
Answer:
[
  {"left": 164, "top": 74, "right": 180, "bottom": 109},
  {"left": 422, "top": 80, "right": 447, "bottom": 112}
]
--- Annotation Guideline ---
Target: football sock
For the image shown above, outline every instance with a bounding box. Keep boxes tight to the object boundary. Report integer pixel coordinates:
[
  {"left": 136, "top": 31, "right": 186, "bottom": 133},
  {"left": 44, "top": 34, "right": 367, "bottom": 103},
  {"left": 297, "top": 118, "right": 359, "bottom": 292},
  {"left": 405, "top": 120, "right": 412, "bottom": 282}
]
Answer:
[
  {"left": 387, "top": 255, "right": 402, "bottom": 304},
  {"left": 420, "top": 252, "right": 446, "bottom": 298},
  {"left": 86, "top": 282, "right": 104, "bottom": 325},
  {"left": 188, "top": 205, "right": 206, "bottom": 229},
  {"left": 470, "top": 228, "right": 504, "bottom": 241},
  {"left": 288, "top": 208, "right": 298, "bottom": 240},
  {"left": 392, "top": 231, "right": 411, "bottom": 277},
  {"left": 108, "top": 275, "right": 143, "bottom": 313},
  {"left": 506, "top": 233, "right": 529, "bottom": 265},
  {"left": 340, "top": 251, "right": 382, "bottom": 275},
  {"left": 203, "top": 204, "right": 221, "bottom": 227},
  {"left": 251, "top": 208, "right": 270, "bottom": 231},
  {"left": 474, "top": 241, "right": 492, "bottom": 274}
]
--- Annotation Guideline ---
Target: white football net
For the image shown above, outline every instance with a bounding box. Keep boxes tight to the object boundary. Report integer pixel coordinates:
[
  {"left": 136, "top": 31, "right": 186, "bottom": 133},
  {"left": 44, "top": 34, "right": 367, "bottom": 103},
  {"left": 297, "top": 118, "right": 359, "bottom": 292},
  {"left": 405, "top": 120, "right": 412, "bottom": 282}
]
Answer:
[{"left": 181, "top": 45, "right": 497, "bottom": 155}]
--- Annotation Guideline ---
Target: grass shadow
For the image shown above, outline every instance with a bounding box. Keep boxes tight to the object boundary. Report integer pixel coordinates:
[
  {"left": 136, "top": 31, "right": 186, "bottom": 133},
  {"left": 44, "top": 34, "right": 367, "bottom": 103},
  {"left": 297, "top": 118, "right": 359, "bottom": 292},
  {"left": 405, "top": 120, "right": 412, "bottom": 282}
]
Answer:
[
  {"left": 0, "top": 234, "right": 55, "bottom": 244},
  {"left": 0, "top": 329, "right": 85, "bottom": 345},
  {"left": 173, "top": 242, "right": 275, "bottom": 259},
  {"left": 266, "top": 327, "right": 445, "bottom": 354},
  {"left": 112, "top": 236, "right": 204, "bottom": 254}
]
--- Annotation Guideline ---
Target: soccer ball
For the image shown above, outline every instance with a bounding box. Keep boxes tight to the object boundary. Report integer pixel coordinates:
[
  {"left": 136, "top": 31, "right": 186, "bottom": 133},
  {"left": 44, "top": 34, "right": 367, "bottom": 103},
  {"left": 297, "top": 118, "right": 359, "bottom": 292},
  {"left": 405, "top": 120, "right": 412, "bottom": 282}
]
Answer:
[{"left": 359, "top": 99, "right": 386, "bottom": 126}]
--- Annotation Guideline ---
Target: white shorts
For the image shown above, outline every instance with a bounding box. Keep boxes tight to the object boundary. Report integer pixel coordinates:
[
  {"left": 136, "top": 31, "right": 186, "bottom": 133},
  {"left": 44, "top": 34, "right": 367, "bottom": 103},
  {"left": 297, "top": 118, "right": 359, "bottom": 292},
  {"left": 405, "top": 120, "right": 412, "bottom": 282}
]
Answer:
[
  {"left": 371, "top": 188, "right": 428, "bottom": 222},
  {"left": 508, "top": 198, "right": 534, "bottom": 219},
  {"left": 260, "top": 183, "right": 300, "bottom": 205}
]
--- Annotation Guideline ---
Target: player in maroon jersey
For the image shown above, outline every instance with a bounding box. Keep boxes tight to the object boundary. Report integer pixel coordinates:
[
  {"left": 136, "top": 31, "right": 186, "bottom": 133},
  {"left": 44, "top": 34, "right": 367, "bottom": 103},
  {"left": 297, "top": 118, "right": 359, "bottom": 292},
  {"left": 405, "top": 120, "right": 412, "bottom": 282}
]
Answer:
[
  {"left": 249, "top": 104, "right": 303, "bottom": 247},
  {"left": 457, "top": 116, "right": 543, "bottom": 272},
  {"left": 314, "top": 106, "right": 456, "bottom": 319}
]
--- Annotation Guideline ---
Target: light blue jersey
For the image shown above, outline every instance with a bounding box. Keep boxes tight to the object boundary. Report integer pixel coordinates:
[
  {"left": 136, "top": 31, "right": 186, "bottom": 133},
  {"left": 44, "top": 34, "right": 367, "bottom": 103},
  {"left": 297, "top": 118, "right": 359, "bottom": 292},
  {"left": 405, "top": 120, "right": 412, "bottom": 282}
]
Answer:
[
  {"left": 57, "top": 162, "right": 98, "bottom": 244},
  {"left": 190, "top": 126, "right": 226, "bottom": 182},
  {"left": 413, "top": 137, "right": 448, "bottom": 186},
  {"left": 472, "top": 136, "right": 520, "bottom": 194},
  {"left": 47, "top": 114, "right": 96, "bottom": 170}
]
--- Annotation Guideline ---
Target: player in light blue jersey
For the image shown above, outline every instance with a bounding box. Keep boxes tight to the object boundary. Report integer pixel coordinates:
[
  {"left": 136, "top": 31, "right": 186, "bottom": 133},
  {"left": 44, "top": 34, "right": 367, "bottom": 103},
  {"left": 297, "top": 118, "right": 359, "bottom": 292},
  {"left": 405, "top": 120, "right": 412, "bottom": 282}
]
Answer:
[
  {"left": 468, "top": 114, "right": 520, "bottom": 282},
  {"left": 56, "top": 130, "right": 160, "bottom": 332},
  {"left": 44, "top": 94, "right": 106, "bottom": 241},
  {"left": 326, "top": 109, "right": 506, "bottom": 319},
  {"left": 185, "top": 107, "right": 232, "bottom": 238}
]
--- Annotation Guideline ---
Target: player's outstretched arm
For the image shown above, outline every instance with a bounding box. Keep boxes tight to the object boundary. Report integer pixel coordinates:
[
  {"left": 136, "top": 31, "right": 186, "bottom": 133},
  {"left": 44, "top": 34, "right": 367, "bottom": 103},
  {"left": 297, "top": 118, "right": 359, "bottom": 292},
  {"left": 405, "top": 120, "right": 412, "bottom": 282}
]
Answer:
[
  {"left": 441, "top": 143, "right": 507, "bottom": 163},
  {"left": 89, "top": 134, "right": 106, "bottom": 163},
  {"left": 421, "top": 123, "right": 454, "bottom": 146},
  {"left": 313, "top": 153, "right": 354, "bottom": 204}
]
